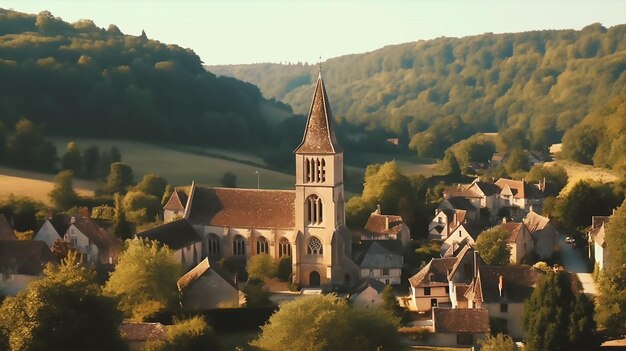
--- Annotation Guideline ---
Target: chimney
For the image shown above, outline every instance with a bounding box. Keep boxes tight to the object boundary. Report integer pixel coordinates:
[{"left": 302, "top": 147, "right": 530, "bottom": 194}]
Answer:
[
  {"left": 70, "top": 216, "right": 76, "bottom": 224},
  {"left": 47, "top": 208, "right": 53, "bottom": 220},
  {"left": 502, "top": 217, "right": 507, "bottom": 224},
  {"left": 376, "top": 204, "right": 381, "bottom": 214},
  {"left": 385, "top": 215, "right": 389, "bottom": 230},
  {"left": 498, "top": 275, "right": 504, "bottom": 297},
  {"left": 473, "top": 250, "right": 479, "bottom": 279}
]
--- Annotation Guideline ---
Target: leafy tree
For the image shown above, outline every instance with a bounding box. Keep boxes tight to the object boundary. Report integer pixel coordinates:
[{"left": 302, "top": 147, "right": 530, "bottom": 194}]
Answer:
[
  {"left": 479, "top": 333, "right": 517, "bottom": 351},
  {"left": 82, "top": 145, "right": 100, "bottom": 178},
  {"left": 526, "top": 164, "right": 568, "bottom": 197},
  {"left": 103, "top": 162, "right": 134, "bottom": 195},
  {"left": 113, "top": 193, "right": 132, "bottom": 240},
  {"left": 104, "top": 238, "right": 181, "bottom": 321},
  {"left": 251, "top": 294, "right": 402, "bottom": 351},
  {"left": 504, "top": 148, "right": 529, "bottom": 175},
  {"left": 595, "top": 199, "right": 626, "bottom": 336},
  {"left": 61, "top": 141, "right": 82, "bottom": 175},
  {"left": 123, "top": 190, "right": 162, "bottom": 223},
  {"left": 475, "top": 227, "right": 511, "bottom": 265},
  {"left": 133, "top": 174, "right": 168, "bottom": 199},
  {"left": 50, "top": 238, "right": 71, "bottom": 260},
  {"left": 246, "top": 253, "right": 277, "bottom": 280},
  {"left": 242, "top": 278, "right": 272, "bottom": 307},
  {"left": 439, "top": 150, "right": 462, "bottom": 177},
  {"left": 5, "top": 119, "right": 57, "bottom": 172},
  {"left": 0, "top": 252, "right": 126, "bottom": 351},
  {"left": 161, "top": 184, "right": 174, "bottom": 206},
  {"left": 522, "top": 271, "right": 597, "bottom": 351},
  {"left": 48, "top": 170, "right": 80, "bottom": 211},
  {"left": 14, "top": 230, "right": 34, "bottom": 240},
  {"left": 220, "top": 171, "right": 237, "bottom": 188},
  {"left": 380, "top": 285, "right": 402, "bottom": 317},
  {"left": 0, "top": 195, "right": 44, "bottom": 231},
  {"left": 144, "top": 316, "right": 219, "bottom": 351},
  {"left": 276, "top": 255, "right": 292, "bottom": 281}
]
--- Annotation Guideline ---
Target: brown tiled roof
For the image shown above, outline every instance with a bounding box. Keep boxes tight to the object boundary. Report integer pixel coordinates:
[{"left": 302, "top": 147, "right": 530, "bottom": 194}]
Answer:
[
  {"left": 0, "top": 240, "right": 58, "bottom": 275},
  {"left": 409, "top": 257, "right": 457, "bottom": 287},
  {"left": 177, "top": 257, "right": 238, "bottom": 291},
  {"left": 498, "top": 222, "right": 525, "bottom": 242},
  {"left": 119, "top": 322, "right": 167, "bottom": 342},
  {"left": 433, "top": 308, "right": 490, "bottom": 333},
  {"left": 187, "top": 186, "right": 296, "bottom": 229},
  {"left": 455, "top": 284, "right": 470, "bottom": 300},
  {"left": 444, "top": 186, "right": 482, "bottom": 199},
  {"left": 495, "top": 178, "right": 543, "bottom": 199},
  {"left": 523, "top": 211, "right": 551, "bottom": 233},
  {"left": 294, "top": 73, "right": 342, "bottom": 154},
  {"left": 164, "top": 189, "right": 188, "bottom": 211},
  {"left": 0, "top": 214, "right": 16, "bottom": 240},
  {"left": 464, "top": 274, "right": 483, "bottom": 303},
  {"left": 72, "top": 216, "right": 122, "bottom": 255},
  {"left": 447, "top": 246, "right": 482, "bottom": 281},
  {"left": 475, "top": 265, "right": 543, "bottom": 303},
  {"left": 445, "top": 197, "right": 476, "bottom": 212},
  {"left": 363, "top": 211, "right": 404, "bottom": 236},
  {"left": 137, "top": 219, "right": 201, "bottom": 250}
]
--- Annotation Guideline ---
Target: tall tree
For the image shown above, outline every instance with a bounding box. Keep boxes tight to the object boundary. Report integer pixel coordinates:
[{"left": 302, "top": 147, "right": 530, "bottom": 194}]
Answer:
[
  {"left": 112, "top": 193, "right": 132, "bottom": 240},
  {"left": 104, "top": 238, "right": 181, "bottom": 321},
  {"left": 133, "top": 174, "right": 168, "bottom": 199},
  {"left": 48, "top": 170, "right": 79, "bottom": 211},
  {"left": 82, "top": 145, "right": 100, "bottom": 179},
  {"left": 61, "top": 141, "right": 82, "bottom": 176},
  {"left": 0, "top": 252, "right": 125, "bottom": 351},
  {"left": 475, "top": 227, "right": 511, "bottom": 265},
  {"left": 479, "top": 333, "right": 517, "bottom": 351},
  {"left": 103, "top": 162, "right": 134, "bottom": 195}
]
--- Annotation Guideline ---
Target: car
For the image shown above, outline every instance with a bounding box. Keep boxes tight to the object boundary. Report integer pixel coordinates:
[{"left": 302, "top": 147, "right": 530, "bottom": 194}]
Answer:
[{"left": 565, "top": 236, "right": 575, "bottom": 244}]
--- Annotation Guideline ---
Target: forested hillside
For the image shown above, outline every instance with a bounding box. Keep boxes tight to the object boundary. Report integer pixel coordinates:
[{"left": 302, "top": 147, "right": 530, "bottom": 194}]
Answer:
[
  {"left": 210, "top": 23, "right": 626, "bottom": 170},
  {"left": 0, "top": 9, "right": 297, "bottom": 148}
]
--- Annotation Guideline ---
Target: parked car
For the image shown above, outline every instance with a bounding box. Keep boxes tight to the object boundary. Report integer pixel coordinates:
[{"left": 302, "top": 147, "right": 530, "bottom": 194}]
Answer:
[{"left": 565, "top": 236, "right": 574, "bottom": 244}]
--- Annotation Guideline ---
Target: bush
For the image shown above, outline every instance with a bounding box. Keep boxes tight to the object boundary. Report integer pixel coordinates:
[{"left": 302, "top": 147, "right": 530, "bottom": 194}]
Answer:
[
  {"left": 246, "top": 254, "right": 277, "bottom": 280},
  {"left": 143, "top": 316, "right": 219, "bottom": 351},
  {"left": 276, "top": 256, "right": 292, "bottom": 281}
]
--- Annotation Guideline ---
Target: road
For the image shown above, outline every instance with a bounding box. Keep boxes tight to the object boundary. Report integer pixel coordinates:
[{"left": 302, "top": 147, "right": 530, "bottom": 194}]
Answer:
[{"left": 558, "top": 233, "right": 597, "bottom": 294}]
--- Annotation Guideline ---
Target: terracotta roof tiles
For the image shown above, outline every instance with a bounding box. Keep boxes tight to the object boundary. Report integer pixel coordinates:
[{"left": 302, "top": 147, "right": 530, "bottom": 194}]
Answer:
[
  {"left": 433, "top": 308, "right": 490, "bottom": 333},
  {"left": 409, "top": 257, "right": 457, "bottom": 287}
]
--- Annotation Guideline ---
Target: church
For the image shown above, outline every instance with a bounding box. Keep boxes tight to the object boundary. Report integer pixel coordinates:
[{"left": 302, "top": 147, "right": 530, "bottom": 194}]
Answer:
[{"left": 162, "top": 72, "right": 359, "bottom": 287}]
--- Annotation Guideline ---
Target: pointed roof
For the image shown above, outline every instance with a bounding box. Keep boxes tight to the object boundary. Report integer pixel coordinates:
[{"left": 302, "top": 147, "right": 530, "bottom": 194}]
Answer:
[
  {"left": 163, "top": 188, "right": 188, "bottom": 211},
  {"left": 294, "top": 73, "right": 342, "bottom": 154},
  {"left": 177, "top": 258, "right": 237, "bottom": 291}
]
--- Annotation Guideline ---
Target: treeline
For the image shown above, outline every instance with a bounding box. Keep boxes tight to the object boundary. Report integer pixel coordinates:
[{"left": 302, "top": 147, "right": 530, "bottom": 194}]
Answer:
[
  {"left": 0, "top": 9, "right": 297, "bottom": 150},
  {"left": 210, "top": 23, "right": 626, "bottom": 166}
]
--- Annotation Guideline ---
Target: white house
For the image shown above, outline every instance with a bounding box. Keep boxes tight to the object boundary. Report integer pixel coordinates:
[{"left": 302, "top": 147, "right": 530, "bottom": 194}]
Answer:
[
  {"left": 34, "top": 214, "right": 70, "bottom": 247},
  {"left": 587, "top": 215, "right": 611, "bottom": 270},
  {"left": 0, "top": 240, "right": 58, "bottom": 296},
  {"left": 64, "top": 215, "right": 122, "bottom": 266}
]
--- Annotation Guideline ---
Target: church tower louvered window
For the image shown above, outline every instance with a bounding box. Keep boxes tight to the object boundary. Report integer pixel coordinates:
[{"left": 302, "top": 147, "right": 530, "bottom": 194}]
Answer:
[
  {"left": 306, "top": 195, "right": 323, "bottom": 225},
  {"left": 305, "top": 157, "right": 325, "bottom": 183}
]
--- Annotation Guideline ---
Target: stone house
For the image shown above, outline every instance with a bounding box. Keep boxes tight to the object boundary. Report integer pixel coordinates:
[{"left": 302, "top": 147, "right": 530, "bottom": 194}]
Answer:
[
  {"left": 429, "top": 307, "right": 490, "bottom": 348},
  {"left": 497, "top": 221, "right": 534, "bottom": 264},
  {"left": 408, "top": 256, "right": 457, "bottom": 312},
  {"left": 523, "top": 210, "right": 558, "bottom": 259},
  {"left": 587, "top": 215, "right": 611, "bottom": 270},
  {"left": 177, "top": 258, "right": 239, "bottom": 309}
]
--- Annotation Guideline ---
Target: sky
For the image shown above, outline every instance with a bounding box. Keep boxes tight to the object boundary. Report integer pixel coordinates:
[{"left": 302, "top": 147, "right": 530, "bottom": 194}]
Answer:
[{"left": 3, "top": 0, "right": 626, "bottom": 65}]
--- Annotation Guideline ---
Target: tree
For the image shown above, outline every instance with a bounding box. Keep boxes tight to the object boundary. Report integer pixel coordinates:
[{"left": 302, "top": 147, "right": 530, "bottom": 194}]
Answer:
[
  {"left": 526, "top": 164, "right": 568, "bottom": 197},
  {"left": 0, "top": 195, "right": 44, "bottom": 231},
  {"left": 112, "top": 193, "right": 132, "bottom": 240},
  {"left": 242, "top": 278, "right": 272, "bottom": 307},
  {"left": 251, "top": 294, "right": 402, "bottom": 351},
  {"left": 276, "top": 255, "right": 292, "bottom": 281},
  {"left": 0, "top": 252, "right": 125, "bottom": 351},
  {"left": 161, "top": 184, "right": 173, "bottom": 206},
  {"left": 144, "top": 316, "right": 219, "bottom": 351},
  {"left": 475, "top": 227, "right": 511, "bottom": 265},
  {"left": 246, "top": 253, "right": 277, "bottom": 280},
  {"left": 220, "top": 171, "right": 237, "bottom": 188},
  {"left": 104, "top": 238, "right": 180, "bottom": 321},
  {"left": 479, "top": 333, "right": 517, "bottom": 351},
  {"left": 48, "top": 170, "right": 80, "bottom": 211},
  {"left": 61, "top": 141, "right": 82, "bottom": 175},
  {"left": 82, "top": 145, "right": 100, "bottom": 178},
  {"left": 522, "top": 271, "right": 597, "bottom": 351},
  {"left": 103, "top": 162, "right": 134, "bottom": 195},
  {"left": 504, "top": 148, "right": 529, "bottom": 175},
  {"left": 50, "top": 238, "right": 71, "bottom": 260},
  {"left": 123, "top": 190, "right": 162, "bottom": 223},
  {"left": 133, "top": 174, "right": 168, "bottom": 199},
  {"left": 380, "top": 285, "right": 402, "bottom": 317},
  {"left": 595, "top": 199, "right": 626, "bottom": 336}
]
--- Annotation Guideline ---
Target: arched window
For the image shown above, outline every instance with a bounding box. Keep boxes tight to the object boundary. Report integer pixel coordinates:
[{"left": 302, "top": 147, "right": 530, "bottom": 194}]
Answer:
[
  {"left": 256, "top": 236, "right": 269, "bottom": 254},
  {"left": 207, "top": 233, "right": 221, "bottom": 256},
  {"left": 307, "top": 236, "right": 323, "bottom": 255},
  {"left": 305, "top": 158, "right": 326, "bottom": 183},
  {"left": 306, "top": 195, "right": 323, "bottom": 225},
  {"left": 279, "top": 237, "right": 291, "bottom": 257},
  {"left": 233, "top": 235, "right": 246, "bottom": 256}
]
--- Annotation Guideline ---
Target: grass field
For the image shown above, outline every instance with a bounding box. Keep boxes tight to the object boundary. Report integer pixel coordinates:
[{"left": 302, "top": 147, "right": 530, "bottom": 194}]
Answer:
[
  {"left": 0, "top": 167, "right": 95, "bottom": 205},
  {"left": 547, "top": 160, "right": 621, "bottom": 194}
]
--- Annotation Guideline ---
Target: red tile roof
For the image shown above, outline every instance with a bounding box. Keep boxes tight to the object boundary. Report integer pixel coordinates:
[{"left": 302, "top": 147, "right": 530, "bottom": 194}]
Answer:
[
  {"left": 294, "top": 73, "right": 342, "bottom": 154},
  {"left": 164, "top": 189, "right": 188, "bottom": 211},
  {"left": 187, "top": 186, "right": 296, "bottom": 229},
  {"left": 363, "top": 211, "right": 404, "bottom": 236},
  {"left": 433, "top": 308, "right": 490, "bottom": 333}
]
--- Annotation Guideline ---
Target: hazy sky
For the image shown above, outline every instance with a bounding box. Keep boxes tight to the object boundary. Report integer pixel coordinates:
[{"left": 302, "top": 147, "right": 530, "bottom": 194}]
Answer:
[{"left": 3, "top": 0, "right": 626, "bottom": 65}]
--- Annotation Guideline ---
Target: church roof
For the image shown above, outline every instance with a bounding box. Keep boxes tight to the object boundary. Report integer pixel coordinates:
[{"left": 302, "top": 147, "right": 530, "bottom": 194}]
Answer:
[
  {"left": 187, "top": 186, "right": 296, "bottom": 229},
  {"left": 294, "top": 73, "right": 342, "bottom": 154},
  {"left": 163, "top": 189, "right": 188, "bottom": 211}
]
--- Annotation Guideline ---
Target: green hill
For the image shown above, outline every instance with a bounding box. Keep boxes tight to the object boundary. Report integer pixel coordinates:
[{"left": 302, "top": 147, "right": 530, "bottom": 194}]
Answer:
[
  {"left": 209, "top": 23, "right": 626, "bottom": 169},
  {"left": 0, "top": 8, "right": 297, "bottom": 150}
]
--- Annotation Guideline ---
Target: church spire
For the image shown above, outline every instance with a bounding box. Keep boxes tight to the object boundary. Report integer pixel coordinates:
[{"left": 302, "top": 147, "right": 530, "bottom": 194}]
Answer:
[{"left": 294, "top": 72, "right": 342, "bottom": 154}]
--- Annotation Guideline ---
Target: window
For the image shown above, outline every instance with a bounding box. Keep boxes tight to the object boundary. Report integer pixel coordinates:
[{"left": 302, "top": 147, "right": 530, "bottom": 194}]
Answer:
[
  {"left": 457, "top": 334, "right": 473, "bottom": 345},
  {"left": 438, "top": 217, "right": 442, "bottom": 224},
  {"left": 207, "top": 234, "right": 221, "bottom": 256},
  {"left": 382, "top": 268, "right": 390, "bottom": 276},
  {"left": 305, "top": 158, "right": 326, "bottom": 183},
  {"left": 307, "top": 236, "right": 323, "bottom": 255},
  {"left": 256, "top": 236, "right": 269, "bottom": 254},
  {"left": 369, "top": 269, "right": 374, "bottom": 277},
  {"left": 431, "top": 298, "right": 438, "bottom": 307},
  {"left": 500, "top": 303, "right": 508, "bottom": 313},
  {"left": 69, "top": 236, "right": 78, "bottom": 248},
  {"left": 385, "top": 279, "right": 390, "bottom": 285},
  {"left": 424, "top": 287, "right": 431, "bottom": 296},
  {"left": 233, "top": 235, "right": 246, "bottom": 256},
  {"left": 278, "top": 237, "right": 291, "bottom": 257},
  {"left": 306, "top": 195, "right": 323, "bottom": 225}
]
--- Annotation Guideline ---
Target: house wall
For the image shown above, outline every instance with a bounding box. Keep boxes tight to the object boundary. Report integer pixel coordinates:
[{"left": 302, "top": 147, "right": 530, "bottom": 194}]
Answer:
[
  {"left": 164, "top": 209, "right": 183, "bottom": 223},
  {"left": 594, "top": 242, "right": 605, "bottom": 270},
  {"left": 428, "top": 211, "right": 449, "bottom": 239},
  {"left": 486, "top": 302, "right": 525, "bottom": 340},
  {"left": 441, "top": 226, "right": 475, "bottom": 254},
  {"left": 351, "top": 286, "right": 382, "bottom": 308},
  {"left": 533, "top": 225, "right": 558, "bottom": 259},
  {"left": 181, "top": 271, "right": 239, "bottom": 309},
  {"left": 0, "top": 274, "right": 38, "bottom": 296},
  {"left": 509, "top": 227, "right": 533, "bottom": 264},
  {"left": 34, "top": 221, "right": 61, "bottom": 247},
  {"left": 427, "top": 332, "right": 486, "bottom": 348},
  {"left": 66, "top": 225, "right": 101, "bottom": 265},
  {"left": 359, "top": 268, "right": 402, "bottom": 285},
  {"left": 411, "top": 286, "right": 450, "bottom": 312}
]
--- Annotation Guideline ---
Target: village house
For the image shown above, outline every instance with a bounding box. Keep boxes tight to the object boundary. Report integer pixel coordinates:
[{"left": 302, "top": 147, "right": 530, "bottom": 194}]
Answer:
[
  {"left": 494, "top": 178, "right": 544, "bottom": 217},
  {"left": 440, "top": 222, "right": 483, "bottom": 256},
  {"left": 34, "top": 213, "right": 70, "bottom": 247},
  {"left": 497, "top": 221, "right": 534, "bottom": 264},
  {"left": 177, "top": 258, "right": 239, "bottom": 309},
  {"left": 447, "top": 246, "right": 482, "bottom": 309},
  {"left": 429, "top": 307, "right": 490, "bottom": 348},
  {"left": 587, "top": 215, "right": 611, "bottom": 270},
  {"left": 408, "top": 256, "right": 457, "bottom": 312},
  {"left": 0, "top": 240, "right": 58, "bottom": 296},
  {"left": 160, "top": 73, "right": 359, "bottom": 288},
  {"left": 353, "top": 240, "right": 403, "bottom": 285},
  {"left": 137, "top": 218, "right": 203, "bottom": 271},
  {"left": 523, "top": 210, "right": 559, "bottom": 259},
  {"left": 349, "top": 277, "right": 387, "bottom": 308},
  {"left": 360, "top": 206, "right": 410, "bottom": 247},
  {"left": 119, "top": 322, "right": 167, "bottom": 351}
]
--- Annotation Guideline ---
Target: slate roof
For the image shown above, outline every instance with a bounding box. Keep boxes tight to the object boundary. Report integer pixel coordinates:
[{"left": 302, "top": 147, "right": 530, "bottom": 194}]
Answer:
[
  {"left": 445, "top": 197, "right": 476, "bottom": 212},
  {"left": 468, "top": 265, "right": 543, "bottom": 303},
  {"left": 294, "top": 73, "right": 342, "bottom": 154},
  {"left": 186, "top": 186, "right": 296, "bottom": 229},
  {"left": 119, "top": 322, "right": 167, "bottom": 342},
  {"left": 471, "top": 180, "right": 501, "bottom": 196},
  {"left": 0, "top": 240, "right": 58, "bottom": 275},
  {"left": 363, "top": 210, "right": 404, "bottom": 236},
  {"left": 433, "top": 307, "right": 490, "bottom": 333},
  {"left": 408, "top": 257, "right": 457, "bottom": 287},
  {"left": 353, "top": 241, "right": 403, "bottom": 268},
  {"left": 0, "top": 214, "right": 16, "bottom": 240},
  {"left": 177, "top": 257, "right": 237, "bottom": 291},
  {"left": 523, "top": 211, "right": 551, "bottom": 233},
  {"left": 137, "top": 218, "right": 201, "bottom": 250},
  {"left": 163, "top": 189, "right": 188, "bottom": 211},
  {"left": 71, "top": 216, "right": 122, "bottom": 254},
  {"left": 352, "top": 277, "right": 387, "bottom": 295}
]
